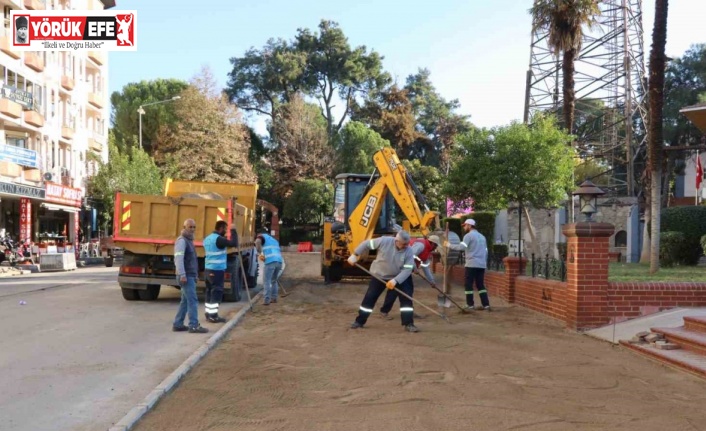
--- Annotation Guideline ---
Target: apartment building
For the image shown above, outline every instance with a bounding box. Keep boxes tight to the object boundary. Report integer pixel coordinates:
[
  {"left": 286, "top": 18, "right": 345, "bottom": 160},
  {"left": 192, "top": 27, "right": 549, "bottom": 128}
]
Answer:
[{"left": 0, "top": 0, "right": 113, "bottom": 255}]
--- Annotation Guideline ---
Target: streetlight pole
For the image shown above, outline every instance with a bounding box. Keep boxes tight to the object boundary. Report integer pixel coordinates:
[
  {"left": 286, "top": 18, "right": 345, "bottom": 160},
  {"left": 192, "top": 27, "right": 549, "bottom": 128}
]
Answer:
[{"left": 137, "top": 96, "right": 181, "bottom": 149}]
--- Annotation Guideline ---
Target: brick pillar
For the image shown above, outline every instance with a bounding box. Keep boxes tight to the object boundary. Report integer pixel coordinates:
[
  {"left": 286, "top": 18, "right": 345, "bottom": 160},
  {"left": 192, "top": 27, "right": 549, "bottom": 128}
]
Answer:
[
  {"left": 562, "top": 222, "right": 615, "bottom": 330},
  {"left": 502, "top": 256, "right": 527, "bottom": 303}
]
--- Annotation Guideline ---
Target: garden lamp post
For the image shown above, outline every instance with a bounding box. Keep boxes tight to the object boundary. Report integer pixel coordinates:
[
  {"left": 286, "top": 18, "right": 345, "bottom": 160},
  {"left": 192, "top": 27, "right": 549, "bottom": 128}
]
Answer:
[
  {"left": 573, "top": 179, "right": 605, "bottom": 222},
  {"left": 138, "top": 96, "right": 181, "bottom": 149}
]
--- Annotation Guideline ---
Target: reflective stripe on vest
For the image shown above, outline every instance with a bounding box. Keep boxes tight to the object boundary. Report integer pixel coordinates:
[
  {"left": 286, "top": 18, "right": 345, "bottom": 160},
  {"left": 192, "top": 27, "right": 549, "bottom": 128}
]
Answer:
[
  {"left": 262, "top": 234, "right": 282, "bottom": 264},
  {"left": 204, "top": 233, "right": 227, "bottom": 270}
]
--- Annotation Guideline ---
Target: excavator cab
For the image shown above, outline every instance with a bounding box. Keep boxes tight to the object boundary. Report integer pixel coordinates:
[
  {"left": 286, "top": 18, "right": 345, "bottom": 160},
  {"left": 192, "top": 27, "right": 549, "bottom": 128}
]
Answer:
[{"left": 331, "top": 174, "right": 397, "bottom": 235}]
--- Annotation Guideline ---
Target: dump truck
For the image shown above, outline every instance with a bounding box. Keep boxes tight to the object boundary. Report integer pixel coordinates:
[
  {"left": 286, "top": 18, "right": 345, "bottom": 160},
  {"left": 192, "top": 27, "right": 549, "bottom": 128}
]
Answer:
[
  {"left": 112, "top": 179, "right": 259, "bottom": 301},
  {"left": 321, "top": 147, "right": 440, "bottom": 282}
]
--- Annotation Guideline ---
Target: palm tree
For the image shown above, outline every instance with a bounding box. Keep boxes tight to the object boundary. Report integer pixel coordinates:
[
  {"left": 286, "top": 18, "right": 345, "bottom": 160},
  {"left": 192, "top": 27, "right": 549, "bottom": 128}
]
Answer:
[
  {"left": 648, "top": 0, "right": 669, "bottom": 273},
  {"left": 530, "top": 0, "right": 601, "bottom": 134}
]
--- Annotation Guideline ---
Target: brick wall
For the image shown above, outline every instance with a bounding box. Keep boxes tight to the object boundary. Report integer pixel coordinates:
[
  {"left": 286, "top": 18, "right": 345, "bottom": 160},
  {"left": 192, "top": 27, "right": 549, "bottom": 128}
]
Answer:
[
  {"left": 514, "top": 276, "right": 567, "bottom": 322},
  {"left": 431, "top": 252, "right": 706, "bottom": 330}
]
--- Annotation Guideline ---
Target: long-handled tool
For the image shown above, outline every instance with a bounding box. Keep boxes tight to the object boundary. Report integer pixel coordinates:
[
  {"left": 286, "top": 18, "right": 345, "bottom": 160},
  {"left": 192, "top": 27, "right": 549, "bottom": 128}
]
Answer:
[
  {"left": 355, "top": 263, "right": 450, "bottom": 323},
  {"left": 414, "top": 270, "right": 470, "bottom": 314},
  {"left": 277, "top": 258, "right": 289, "bottom": 297},
  {"left": 237, "top": 253, "right": 255, "bottom": 311},
  {"left": 441, "top": 222, "right": 450, "bottom": 308}
]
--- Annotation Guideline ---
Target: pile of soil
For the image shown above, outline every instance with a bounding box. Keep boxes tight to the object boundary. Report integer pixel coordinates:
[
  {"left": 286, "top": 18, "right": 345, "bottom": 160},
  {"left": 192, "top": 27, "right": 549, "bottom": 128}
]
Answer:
[{"left": 134, "top": 253, "right": 706, "bottom": 431}]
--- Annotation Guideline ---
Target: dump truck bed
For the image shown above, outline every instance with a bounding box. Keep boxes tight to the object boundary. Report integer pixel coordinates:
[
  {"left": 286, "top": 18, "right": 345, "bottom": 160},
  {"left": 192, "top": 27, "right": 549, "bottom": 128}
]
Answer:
[{"left": 113, "top": 184, "right": 257, "bottom": 257}]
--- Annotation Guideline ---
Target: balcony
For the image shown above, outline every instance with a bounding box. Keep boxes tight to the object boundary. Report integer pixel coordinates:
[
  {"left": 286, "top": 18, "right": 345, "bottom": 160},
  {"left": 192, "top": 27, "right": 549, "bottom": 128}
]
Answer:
[
  {"left": 88, "top": 92, "right": 104, "bottom": 109},
  {"left": 0, "top": 35, "right": 21, "bottom": 60},
  {"left": 61, "top": 126, "right": 74, "bottom": 140},
  {"left": 61, "top": 75, "right": 75, "bottom": 91},
  {"left": 24, "top": 52, "right": 45, "bottom": 72},
  {"left": 24, "top": 110, "right": 44, "bottom": 127},
  {"left": 24, "top": 167, "right": 41, "bottom": 182},
  {"left": 24, "top": 0, "right": 46, "bottom": 10},
  {"left": 0, "top": 161, "right": 22, "bottom": 178},
  {"left": 87, "top": 51, "right": 105, "bottom": 66},
  {"left": 0, "top": 99, "right": 23, "bottom": 119},
  {"left": 88, "top": 136, "right": 102, "bottom": 152}
]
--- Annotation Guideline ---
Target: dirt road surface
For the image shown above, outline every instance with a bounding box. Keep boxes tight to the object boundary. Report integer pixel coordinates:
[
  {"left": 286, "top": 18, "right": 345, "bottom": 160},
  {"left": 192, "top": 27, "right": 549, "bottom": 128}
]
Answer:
[{"left": 134, "top": 253, "right": 706, "bottom": 431}]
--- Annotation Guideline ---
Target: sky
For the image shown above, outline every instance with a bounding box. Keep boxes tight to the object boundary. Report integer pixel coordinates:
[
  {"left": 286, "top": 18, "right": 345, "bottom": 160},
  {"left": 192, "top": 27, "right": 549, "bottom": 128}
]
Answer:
[{"left": 108, "top": 0, "right": 706, "bottom": 133}]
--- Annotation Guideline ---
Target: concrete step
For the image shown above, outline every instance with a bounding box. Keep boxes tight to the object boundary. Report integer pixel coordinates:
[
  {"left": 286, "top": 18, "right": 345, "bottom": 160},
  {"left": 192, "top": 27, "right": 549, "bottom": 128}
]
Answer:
[
  {"left": 684, "top": 316, "right": 706, "bottom": 334},
  {"left": 652, "top": 326, "right": 706, "bottom": 356},
  {"left": 620, "top": 340, "right": 706, "bottom": 380}
]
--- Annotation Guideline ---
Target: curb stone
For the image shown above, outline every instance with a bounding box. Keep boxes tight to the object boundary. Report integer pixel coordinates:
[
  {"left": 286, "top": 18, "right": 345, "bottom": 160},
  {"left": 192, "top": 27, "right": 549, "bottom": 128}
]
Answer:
[{"left": 108, "top": 290, "right": 263, "bottom": 431}]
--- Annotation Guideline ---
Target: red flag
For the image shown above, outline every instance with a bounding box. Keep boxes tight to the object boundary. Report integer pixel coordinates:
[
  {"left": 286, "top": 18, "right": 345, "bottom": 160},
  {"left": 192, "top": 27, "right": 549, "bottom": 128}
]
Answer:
[{"left": 697, "top": 153, "right": 703, "bottom": 190}]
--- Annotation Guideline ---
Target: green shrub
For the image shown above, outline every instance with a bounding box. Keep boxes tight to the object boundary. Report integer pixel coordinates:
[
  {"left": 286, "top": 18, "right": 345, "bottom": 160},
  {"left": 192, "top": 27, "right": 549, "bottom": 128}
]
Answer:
[
  {"left": 279, "top": 227, "right": 322, "bottom": 246},
  {"left": 701, "top": 234, "right": 706, "bottom": 257},
  {"left": 441, "top": 218, "right": 463, "bottom": 238},
  {"left": 660, "top": 231, "right": 687, "bottom": 267},
  {"left": 661, "top": 206, "right": 706, "bottom": 265},
  {"left": 492, "top": 244, "right": 509, "bottom": 257}
]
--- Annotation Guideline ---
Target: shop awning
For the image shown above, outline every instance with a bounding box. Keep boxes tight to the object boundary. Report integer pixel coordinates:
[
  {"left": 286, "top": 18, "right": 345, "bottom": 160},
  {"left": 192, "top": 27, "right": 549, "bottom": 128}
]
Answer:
[
  {"left": 680, "top": 103, "right": 706, "bottom": 133},
  {"left": 42, "top": 203, "right": 80, "bottom": 213}
]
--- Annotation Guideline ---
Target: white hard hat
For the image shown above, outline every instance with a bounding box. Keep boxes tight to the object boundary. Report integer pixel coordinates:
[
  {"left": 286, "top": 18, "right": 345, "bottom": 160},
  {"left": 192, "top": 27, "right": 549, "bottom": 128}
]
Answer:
[{"left": 427, "top": 235, "right": 441, "bottom": 245}]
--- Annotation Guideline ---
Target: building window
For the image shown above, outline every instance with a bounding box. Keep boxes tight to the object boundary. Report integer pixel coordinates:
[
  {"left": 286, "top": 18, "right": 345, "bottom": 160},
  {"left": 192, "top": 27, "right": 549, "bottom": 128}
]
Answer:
[
  {"left": 614, "top": 230, "right": 627, "bottom": 248},
  {"left": 6, "top": 136, "right": 26, "bottom": 148}
]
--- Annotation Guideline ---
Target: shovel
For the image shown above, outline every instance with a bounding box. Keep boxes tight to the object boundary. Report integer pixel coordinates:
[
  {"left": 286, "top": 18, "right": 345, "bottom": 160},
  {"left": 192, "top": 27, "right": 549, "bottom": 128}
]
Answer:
[
  {"left": 355, "top": 263, "right": 451, "bottom": 324},
  {"left": 237, "top": 253, "right": 255, "bottom": 312},
  {"left": 414, "top": 270, "right": 471, "bottom": 314}
]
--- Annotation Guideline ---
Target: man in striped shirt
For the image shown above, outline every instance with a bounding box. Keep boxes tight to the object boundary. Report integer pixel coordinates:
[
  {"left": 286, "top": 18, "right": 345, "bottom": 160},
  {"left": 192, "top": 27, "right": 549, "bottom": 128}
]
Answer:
[{"left": 347, "top": 230, "right": 419, "bottom": 333}]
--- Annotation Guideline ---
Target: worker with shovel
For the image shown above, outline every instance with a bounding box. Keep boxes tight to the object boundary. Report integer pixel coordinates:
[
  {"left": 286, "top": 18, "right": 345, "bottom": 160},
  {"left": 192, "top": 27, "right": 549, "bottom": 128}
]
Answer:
[
  {"left": 378, "top": 235, "right": 440, "bottom": 320},
  {"left": 348, "top": 230, "right": 420, "bottom": 333}
]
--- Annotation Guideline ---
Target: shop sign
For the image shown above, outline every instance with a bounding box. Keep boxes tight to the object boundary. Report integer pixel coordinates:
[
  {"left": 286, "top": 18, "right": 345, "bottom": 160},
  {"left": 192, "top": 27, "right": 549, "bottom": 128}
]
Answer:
[
  {"left": 0, "top": 143, "right": 39, "bottom": 169},
  {"left": 0, "top": 181, "right": 45, "bottom": 199},
  {"left": 45, "top": 182, "right": 82, "bottom": 207},
  {"left": 1, "top": 85, "right": 33, "bottom": 110},
  {"left": 20, "top": 198, "right": 32, "bottom": 242}
]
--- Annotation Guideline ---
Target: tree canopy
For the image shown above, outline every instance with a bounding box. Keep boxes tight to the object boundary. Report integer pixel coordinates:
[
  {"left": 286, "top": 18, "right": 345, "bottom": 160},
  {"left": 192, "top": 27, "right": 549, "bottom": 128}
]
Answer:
[{"left": 445, "top": 116, "right": 574, "bottom": 211}]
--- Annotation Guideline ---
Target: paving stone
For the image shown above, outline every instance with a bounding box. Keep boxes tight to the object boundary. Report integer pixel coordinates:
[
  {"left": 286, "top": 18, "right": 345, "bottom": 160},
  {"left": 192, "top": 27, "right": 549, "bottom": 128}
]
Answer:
[
  {"left": 655, "top": 342, "right": 681, "bottom": 350},
  {"left": 635, "top": 331, "right": 650, "bottom": 339},
  {"left": 645, "top": 333, "right": 664, "bottom": 343}
]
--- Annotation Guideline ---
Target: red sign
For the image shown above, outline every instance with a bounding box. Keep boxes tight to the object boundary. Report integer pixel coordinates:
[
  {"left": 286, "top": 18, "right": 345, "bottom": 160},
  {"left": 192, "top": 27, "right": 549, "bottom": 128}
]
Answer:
[
  {"left": 20, "top": 198, "right": 32, "bottom": 242},
  {"left": 45, "top": 182, "right": 82, "bottom": 207}
]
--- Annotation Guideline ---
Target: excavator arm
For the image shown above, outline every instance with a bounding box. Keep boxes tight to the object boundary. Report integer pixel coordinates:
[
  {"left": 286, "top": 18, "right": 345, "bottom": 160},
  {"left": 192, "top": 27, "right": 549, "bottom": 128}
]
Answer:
[{"left": 347, "top": 147, "right": 438, "bottom": 250}]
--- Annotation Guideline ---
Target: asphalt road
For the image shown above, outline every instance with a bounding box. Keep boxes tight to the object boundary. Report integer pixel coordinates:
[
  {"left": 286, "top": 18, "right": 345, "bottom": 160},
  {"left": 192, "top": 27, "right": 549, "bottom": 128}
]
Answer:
[{"left": 0, "top": 266, "right": 250, "bottom": 431}]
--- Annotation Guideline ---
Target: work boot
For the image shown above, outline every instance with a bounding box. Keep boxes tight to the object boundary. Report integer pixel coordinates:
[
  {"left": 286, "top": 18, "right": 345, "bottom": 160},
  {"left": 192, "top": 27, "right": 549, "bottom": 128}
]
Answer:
[
  {"left": 404, "top": 324, "right": 420, "bottom": 333},
  {"left": 207, "top": 315, "right": 227, "bottom": 323},
  {"left": 379, "top": 312, "right": 394, "bottom": 320},
  {"left": 483, "top": 306, "right": 492, "bottom": 312},
  {"left": 188, "top": 325, "right": 209, "bottom": 334},
  {"left": 172, "top": 325, "right": 188, "bottom": 332},
  {"left": 350, "top": 321, "right": 364, "bottom": 329}
]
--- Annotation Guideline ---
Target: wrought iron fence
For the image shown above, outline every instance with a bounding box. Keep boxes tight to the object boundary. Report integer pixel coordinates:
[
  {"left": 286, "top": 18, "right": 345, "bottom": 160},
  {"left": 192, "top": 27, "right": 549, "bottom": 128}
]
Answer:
[
  {"left": 486, "top": 253, "right": 506, "bottom": 272},
  {"left": 530, "top": 253, "right": 566, "bottom": 282}
]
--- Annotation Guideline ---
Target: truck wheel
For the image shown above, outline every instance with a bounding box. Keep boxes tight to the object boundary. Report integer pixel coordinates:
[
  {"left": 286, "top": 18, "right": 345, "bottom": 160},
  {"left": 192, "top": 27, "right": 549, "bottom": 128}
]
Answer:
[
  {"left": 223, "top": 266, "right": 242, "bottom": 302},
  {"left": 138, "top": 284, "right": 161, "bottom": 300},
  {"left": 104, "top": 257, "right": 114, "bottom": 267},
  {"left": 121, "top": 287, "right": 140, "bottom": 301},
  {"left": 328, "top": 263, "right": 343, "bottom": 283}
]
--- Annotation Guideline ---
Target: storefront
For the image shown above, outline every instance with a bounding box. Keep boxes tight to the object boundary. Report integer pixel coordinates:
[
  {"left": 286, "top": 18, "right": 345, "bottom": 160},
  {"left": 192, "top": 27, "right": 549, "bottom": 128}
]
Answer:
[
  {"left": 40, "top": 182, "right": 82, "bottom": 256},
  {"left": 0, "top": 181, "right": 45, "bottom": 242}
]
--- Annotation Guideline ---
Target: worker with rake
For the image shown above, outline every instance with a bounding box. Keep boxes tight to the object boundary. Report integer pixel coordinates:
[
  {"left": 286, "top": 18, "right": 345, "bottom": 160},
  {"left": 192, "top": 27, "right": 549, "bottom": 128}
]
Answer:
[
  {"left": 348, "top": 230, "right": 420, "bottom": 333},
  {"left": 378, "top": 235, "right": 441, "bottom": 320}
]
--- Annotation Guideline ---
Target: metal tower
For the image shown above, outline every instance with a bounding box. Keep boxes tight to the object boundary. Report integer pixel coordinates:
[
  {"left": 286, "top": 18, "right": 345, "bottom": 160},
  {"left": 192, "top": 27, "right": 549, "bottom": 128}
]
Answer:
[{"left": 524, "top": 0, "right": 648, "bottom": 196}]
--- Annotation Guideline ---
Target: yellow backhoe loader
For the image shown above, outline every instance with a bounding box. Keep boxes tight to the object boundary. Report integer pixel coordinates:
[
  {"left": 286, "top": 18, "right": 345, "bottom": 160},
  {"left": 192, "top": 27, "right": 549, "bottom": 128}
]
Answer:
[{"left": 321, "top": 147, "right": 439, "bottom": 283}]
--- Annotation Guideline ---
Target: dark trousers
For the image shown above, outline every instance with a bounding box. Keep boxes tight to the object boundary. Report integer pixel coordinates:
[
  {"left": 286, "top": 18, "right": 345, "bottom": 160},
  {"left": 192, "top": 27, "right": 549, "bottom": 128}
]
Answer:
[
  {"left": 464, "top": 267, "right": 489, "bottom": 307},
  {"left": 356, "top": 277, "right": 414, "bottom": 326},
  {"left": 205, "top": 269, "right": 225, "bottom": 316},
  {"left": 380, "top": 277, "right": 414, "bottom": 314}
]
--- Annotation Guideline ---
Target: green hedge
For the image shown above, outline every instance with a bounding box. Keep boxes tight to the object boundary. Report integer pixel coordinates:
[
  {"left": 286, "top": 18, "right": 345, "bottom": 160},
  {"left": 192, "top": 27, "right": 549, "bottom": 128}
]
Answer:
[
  {"left": 660, "top": 231, "right": 687, "bottom": 267},
  {"left": 661, "top": 206, "right": 706, "bottom": 265},
  {"left": 441, "top": 211, "right": 496, "bottom": 242},
  {"left": 279, "top": 227, "right": 322, "bottom": 246},
  {"left": 701, "top": 234, "right": 706, "bottom": 257},
  {"left": 491, "top": 244, "right": 508, "bottom": 257}
]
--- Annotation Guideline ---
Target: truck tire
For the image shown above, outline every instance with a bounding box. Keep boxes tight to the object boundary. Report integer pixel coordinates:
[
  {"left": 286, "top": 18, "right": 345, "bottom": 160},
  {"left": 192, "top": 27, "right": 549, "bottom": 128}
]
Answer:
[
  {"left": 121, "top": 287, "right": 140, "bottom": 301},
  {"left": 104, "top": 257, "right": 114, "bottom": 267},
  {"left": 222, "top": 264, "right": 241, "bottom": 302},
  {"left": 328, "top": 262, "right": 343, "bottom": 283},
  {"left": 137, "top": 284, "right": 161, "bottom": 300}
]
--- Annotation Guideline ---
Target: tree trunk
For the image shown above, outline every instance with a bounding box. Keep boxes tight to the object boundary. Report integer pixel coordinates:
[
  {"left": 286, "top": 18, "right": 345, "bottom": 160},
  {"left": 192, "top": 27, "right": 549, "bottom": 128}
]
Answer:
[
  {"left": 647, "top": 0, "right": 669, "bottom": 274},
  {"left": 562, "top": 47, "right": 577, "bottom": 135},
  {"left": 640, "top": 190, "right": 651, "bottom": 264},
  {"left": 522, "top": 206, "right": 541, "bottom": 257}
]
